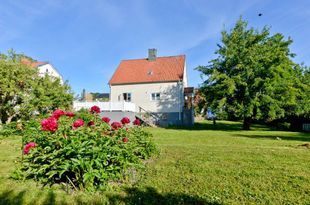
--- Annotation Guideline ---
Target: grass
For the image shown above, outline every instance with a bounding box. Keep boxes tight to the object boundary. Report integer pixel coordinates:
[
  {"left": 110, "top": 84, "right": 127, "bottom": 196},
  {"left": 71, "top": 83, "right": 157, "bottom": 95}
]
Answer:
[{"left": 0, "top": 120, "right": 309, "bottom": 204}]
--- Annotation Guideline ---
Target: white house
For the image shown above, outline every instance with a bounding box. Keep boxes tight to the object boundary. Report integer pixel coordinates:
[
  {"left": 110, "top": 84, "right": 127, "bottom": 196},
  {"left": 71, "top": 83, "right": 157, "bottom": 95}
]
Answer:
[
  {"left": 109, "top": 49, "right": 194, "bottom": 126},
  {"left": 21, "top": 58, "right": 64, "bottom": 84}
]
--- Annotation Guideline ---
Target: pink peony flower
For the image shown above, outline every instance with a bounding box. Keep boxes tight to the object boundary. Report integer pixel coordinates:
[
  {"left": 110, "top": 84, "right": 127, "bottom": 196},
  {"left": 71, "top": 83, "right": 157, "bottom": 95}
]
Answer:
[
  {"left": 73, "top": 119, "right": 84, "bottom": 129},
  {"left": 133, "top": 119, "right": 141, "bottom": 126},
  {"left": 102, "top": 117, "right": 111, "bottom": 123},
  {"left": 87, "top": 121, "right": 95, "bottom": 126},
  {"left": 122, "top": 137, "right": 129, "bottom": 143},
  {"left": 41, "top": 117, "right": 58, "bottom": 132},
  {"left": 111, "top": 122, "right": 122, "bottom": 130},
  {"left": 65, "top": 111, "right": 75, "bottom": 117},
  {"left": 90, "top": 105, "right": 100, "bottom": 114},
  {"left": 52, "top": 109, "right": 66, "bottom": 120},
  {"left": 23, "top": 142, "right": 37, "bottom": 155},
  {"left": 121, "top": 117, "right": 130, "bottom": 125}
]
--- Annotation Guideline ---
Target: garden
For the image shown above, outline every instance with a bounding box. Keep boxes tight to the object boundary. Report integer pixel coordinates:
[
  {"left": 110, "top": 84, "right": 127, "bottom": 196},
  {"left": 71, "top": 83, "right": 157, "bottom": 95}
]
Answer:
[
  {"left": 0, "top": 118, "right": 310, "bottom": 204},
  {"left": 0, "top": 18, "right": 309, "bottom": 204},
  {"left": 0, "top": 105, "right": 159, "bottom": 204}
]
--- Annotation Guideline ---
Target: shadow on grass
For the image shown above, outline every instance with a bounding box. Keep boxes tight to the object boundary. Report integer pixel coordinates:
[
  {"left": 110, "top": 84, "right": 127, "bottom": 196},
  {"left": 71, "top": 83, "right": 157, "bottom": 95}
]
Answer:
[
  {"left": 0, "top": 187, "right": 221, "bottom": 205},
  {"left": 0, "top": 190, "right": 66, "bottom": 205},
  {"left": 108, "top": 187, "right": 221, "bottom": 205},
  {"left": 0, "top": 190, "right": 25, "bottom": 205},
  {"left": 166, "top": 121, "right": 273, "bottom": 131},
  {"left": 233, "top": 133, "right": 310, "bottom": 142},
  {"left": 166, "top": 121, "right": 240, "bottom": 131}
]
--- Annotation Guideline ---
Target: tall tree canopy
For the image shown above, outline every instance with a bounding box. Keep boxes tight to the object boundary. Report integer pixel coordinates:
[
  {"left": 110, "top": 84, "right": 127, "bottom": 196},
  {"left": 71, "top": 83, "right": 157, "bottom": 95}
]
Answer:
[
  {"left": 197, "top": 18, "right": 310, "bottom": 130},
  {"left": 0, "top": 50, "right": 73, "bottom": 124}
]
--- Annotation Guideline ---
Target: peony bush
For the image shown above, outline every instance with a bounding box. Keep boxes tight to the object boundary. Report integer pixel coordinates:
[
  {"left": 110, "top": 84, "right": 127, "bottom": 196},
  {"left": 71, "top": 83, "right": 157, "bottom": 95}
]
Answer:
[{"left": 17, "top": 106, "right": 157, "bottom": 190}]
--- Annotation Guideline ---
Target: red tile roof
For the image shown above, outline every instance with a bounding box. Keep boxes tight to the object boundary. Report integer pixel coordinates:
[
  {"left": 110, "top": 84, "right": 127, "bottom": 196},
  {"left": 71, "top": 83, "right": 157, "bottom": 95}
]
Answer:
[
  {"left": 21, "top": 58, "right": 47, "bottom": 68},
  {"left": 109, "top": 55, "right": 185, "bottom": 85}
]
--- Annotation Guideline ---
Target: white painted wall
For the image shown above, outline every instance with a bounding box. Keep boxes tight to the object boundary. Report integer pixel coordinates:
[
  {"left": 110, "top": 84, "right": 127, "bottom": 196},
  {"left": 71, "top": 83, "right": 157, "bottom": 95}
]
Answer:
[
  {"left": 110, "top": 81, "right": 185, "bottom": 113},
  {"left": 37, "top": 64, "right": 63, "bottom": 84},
  {"left": 183, "top": 63, "right": 188, "bottom": 87}
]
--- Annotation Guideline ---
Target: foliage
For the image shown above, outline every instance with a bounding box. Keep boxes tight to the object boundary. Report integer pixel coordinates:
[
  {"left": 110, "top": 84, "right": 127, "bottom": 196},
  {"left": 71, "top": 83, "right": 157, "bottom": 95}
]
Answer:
[
  {"left": 1, "top": 121, "right": 309, "bottom": 204},
  {"left": 0, "top": 122, "right": 23, "bottom": 137},
  {"left": 29, "top": 76, "right": 73, "bottom": 116},
  {"left": 90, "top": 92, "right": 110, "bottom": 102},
  {"left": 197, "top": 18, "right": 310, "bottom": 130},
  {"left": 284, "top": 64, "right": 310, "bottom": 130},
  {"left": 0, "top": 50, "right": 73, "bottom": 124},
  {"left": 16, "top": 108, "right": 157, "bottom": 191},
  {"left": 193, "top": 89, "right": 207, "bottom": 117}
]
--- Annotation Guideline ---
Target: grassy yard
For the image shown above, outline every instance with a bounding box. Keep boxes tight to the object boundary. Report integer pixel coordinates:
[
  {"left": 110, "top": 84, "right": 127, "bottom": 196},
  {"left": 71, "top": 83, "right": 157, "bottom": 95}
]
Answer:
[{"left": 0, "top": 120, "right": 309, "bottom": 204}]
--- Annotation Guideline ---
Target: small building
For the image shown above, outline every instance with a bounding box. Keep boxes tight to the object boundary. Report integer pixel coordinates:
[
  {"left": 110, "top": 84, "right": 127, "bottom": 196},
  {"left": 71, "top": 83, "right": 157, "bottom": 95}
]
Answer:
[
  {"left": 108, "top": 49, "right": 194, "bottom": 127},
  {"left": 84, "top": 92, "right": 94, "bottom": 102},
  {"left": 21, "top": 58, "right": 63, "bottom": 84},
  {"left": 80, "top": 90, "right": 110, "bottom": 102}
]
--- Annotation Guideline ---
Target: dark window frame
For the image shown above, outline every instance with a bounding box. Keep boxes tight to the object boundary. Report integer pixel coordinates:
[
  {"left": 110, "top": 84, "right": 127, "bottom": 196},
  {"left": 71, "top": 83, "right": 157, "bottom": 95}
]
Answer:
[
  {"left": 151, "top": 92, "right": 160, "bottom": 101},
  {"left": 123, "top": 93, "right": 132, "bottom": 102}
]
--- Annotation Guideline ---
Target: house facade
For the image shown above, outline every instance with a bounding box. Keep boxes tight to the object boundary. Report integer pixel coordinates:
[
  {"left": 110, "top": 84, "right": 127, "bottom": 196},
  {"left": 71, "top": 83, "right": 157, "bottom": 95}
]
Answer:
[
  {"left": 21, "top": 58, "right": 64, "bottom": 84},
  {"left": 109, "top": 49, "right": 194, "bottom": 126}
]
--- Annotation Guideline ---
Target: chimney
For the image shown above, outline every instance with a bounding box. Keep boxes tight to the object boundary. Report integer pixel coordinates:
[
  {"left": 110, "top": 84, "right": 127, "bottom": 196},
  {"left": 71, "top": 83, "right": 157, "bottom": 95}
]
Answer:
[{"left": 148, "top": 48, "right": 157, "bottom": 61}]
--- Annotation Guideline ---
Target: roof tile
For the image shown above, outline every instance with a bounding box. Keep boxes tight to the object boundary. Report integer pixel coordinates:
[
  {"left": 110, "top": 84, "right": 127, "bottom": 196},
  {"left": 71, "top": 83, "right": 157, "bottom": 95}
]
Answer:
[
  {"left": 21, "top": 58, "right": 47, "bottom": 68},
  {"left": 109, "top": 55, "right": 185, "bottom": 85}
]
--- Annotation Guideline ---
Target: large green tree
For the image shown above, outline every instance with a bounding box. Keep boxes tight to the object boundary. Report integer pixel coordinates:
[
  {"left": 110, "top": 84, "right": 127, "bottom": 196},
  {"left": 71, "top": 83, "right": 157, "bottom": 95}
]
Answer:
[
  {"left": 0, "top": 50, "right": 73, "bottom": 124},
  {"left": 197, "top": 18, "right": 309, "bottom": 130}
]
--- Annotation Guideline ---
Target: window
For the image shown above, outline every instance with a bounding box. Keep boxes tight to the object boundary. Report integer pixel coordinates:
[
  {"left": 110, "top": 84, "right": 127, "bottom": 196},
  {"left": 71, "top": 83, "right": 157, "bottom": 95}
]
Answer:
[
  {"left": 151, "top": 93, "right": 160, "bottom": 101},
  {"left": 147, "top": 70, "right": 153, "bottom": 76},
  {"left": 123, "top": 93, "right": 131, "bottom": 102}
]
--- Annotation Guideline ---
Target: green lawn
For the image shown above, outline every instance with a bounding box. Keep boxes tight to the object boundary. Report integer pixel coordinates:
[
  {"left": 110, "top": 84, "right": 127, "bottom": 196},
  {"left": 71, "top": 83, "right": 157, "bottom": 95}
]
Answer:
[{"left": 0, "top": 121, "right": 309, "bottom": 204}]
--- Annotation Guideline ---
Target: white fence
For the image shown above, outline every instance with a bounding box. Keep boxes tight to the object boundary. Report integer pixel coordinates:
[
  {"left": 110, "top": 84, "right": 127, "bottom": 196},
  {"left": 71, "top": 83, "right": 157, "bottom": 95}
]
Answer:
[{"left": 73, "top": 101, "right": 136, "bottom": 112}]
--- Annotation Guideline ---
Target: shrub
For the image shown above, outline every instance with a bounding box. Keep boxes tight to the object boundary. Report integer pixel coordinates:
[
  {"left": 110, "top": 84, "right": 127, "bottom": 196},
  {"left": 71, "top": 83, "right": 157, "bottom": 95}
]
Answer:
[
  {"left": 0, "top": 122, "right": 23, "bottom": 137},
  {"left": 276, "top": 122, "right": 291, "bottom": 131},
  {"left": 16, "top": 108, "right": 157, "bottom": 190}
]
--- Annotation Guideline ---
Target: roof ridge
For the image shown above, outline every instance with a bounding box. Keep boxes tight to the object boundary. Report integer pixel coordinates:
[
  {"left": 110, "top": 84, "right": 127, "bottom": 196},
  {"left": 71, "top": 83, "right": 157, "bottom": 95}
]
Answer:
[{"left": 121, "top": 54, "right": 185, "bottom": 62}]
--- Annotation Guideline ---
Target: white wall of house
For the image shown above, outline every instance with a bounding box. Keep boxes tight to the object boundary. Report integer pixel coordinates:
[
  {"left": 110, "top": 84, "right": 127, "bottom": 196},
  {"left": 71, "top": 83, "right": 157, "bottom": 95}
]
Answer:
[
  {"left": 110, "top": 81, "right": 185, "bottom": 113},
  {"left": 37, "top": 64, "right": 63, "bottom": 84},
  {"left": 183, "top": 63, "right": 188, "bottom": 87}
]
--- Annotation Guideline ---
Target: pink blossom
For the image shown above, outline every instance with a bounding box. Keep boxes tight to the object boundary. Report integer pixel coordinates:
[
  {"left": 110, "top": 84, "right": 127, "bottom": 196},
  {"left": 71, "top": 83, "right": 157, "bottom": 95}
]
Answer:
[
  {"left": 52, "top": 109, "right": 66, "bottom": 120},
  {"left": 65, "top": 111, "right": 75, "bottom": 117},
  {"left": 102, "top": 117, "right": 111, "bottom": 123},
  {"left": 90, "top": 105, "right": 100, "bottom": 114},
  {"left": 41, "top": 117, "right": 58, "bottom": 132},
  {"left": 23, "top": 142, "right": 37, "bottom": 155},
  {"left": 122, "top": 137, "right": 129, "bottom": 143},
  {"left": 121, "top": 117, "right": 130, "bottom": 125},
  {"left": 111, "top": 122, "right": 122, "bottom": 130},
  {"left": 73, "top": 119, "right": 84, "bottom": 129},
  {"left": 133, "top": 119, "right": 141, "bottom": 126},
  {"left": 88, "top": 121, "right": 95, "bottom": 126}
]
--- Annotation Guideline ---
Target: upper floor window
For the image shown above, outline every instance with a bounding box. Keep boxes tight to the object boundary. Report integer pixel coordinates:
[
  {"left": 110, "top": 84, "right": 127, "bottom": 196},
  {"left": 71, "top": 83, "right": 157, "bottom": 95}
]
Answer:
[
  {"left": 151, "top": 93, "right": 160, "bottom": 101},
  {"left": 123, "top": 93, "right": 131, "bottom": 102}
]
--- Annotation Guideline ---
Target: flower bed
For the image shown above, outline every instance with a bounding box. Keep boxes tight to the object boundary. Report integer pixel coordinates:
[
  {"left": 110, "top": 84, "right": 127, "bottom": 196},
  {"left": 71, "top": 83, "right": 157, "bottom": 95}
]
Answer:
[{"left": 16, "top": 106, "right": 157, "bottom": 190}]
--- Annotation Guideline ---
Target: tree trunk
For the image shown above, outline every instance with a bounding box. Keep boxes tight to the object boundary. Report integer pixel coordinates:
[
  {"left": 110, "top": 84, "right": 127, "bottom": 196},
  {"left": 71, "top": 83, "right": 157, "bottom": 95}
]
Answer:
[
  {"left": 242, "top": 117, "right": 251, "bottom": 130},
  {"left": 6, "top": 115, "right": 14, "bottom": 124}
]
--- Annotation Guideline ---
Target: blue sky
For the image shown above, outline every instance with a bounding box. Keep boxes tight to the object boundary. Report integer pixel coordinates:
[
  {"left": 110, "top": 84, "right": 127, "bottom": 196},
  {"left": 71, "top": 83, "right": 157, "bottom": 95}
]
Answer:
[{"left": 1, "top": 0, "right": 309, "bottom": 95}]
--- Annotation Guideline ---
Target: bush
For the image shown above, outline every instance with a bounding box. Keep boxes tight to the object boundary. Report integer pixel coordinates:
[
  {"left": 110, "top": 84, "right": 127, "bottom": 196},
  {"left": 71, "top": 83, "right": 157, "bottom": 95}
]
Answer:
[
  {"left": 276, "top": 122, "right": 291, "bottom": 131},
  {"left": 0, "top": 122, "right": 23, "bottom": 137},
  {"left": 15, "top": 107, "right": 157, "bottom": 190}
]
